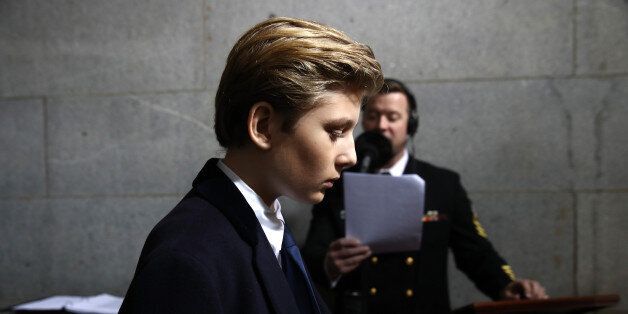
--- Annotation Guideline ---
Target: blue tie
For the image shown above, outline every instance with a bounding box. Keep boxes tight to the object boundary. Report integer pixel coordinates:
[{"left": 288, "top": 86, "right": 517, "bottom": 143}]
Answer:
[
  {"left": 280, "top": 248, "right": 313, "bottom": 314},
  {"left": 280, "top": 229, "right": 322, "bottom": 314}
]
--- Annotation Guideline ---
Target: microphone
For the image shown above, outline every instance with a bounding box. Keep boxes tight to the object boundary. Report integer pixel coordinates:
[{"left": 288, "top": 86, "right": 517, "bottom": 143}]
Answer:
[{"left": 352, "top": 131, "right": 392, "bottom": 173}]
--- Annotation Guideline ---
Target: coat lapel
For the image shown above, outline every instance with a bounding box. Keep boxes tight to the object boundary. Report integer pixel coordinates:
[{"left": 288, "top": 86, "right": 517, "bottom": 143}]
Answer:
[
  {"left": 403, "top": 156, "right": 430, "bottom": 215},
  {"left": 191, "top": 159, "right": 300, "bottom": 314},
  {"left": 402, "top": 155, "right": 424, "bottom": 178}
]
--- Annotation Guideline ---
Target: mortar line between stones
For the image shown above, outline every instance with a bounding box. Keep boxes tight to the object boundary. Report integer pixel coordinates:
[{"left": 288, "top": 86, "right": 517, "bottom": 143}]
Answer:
[
  {"left": 400, "top": 72, "right": 628, "bottom": 86},
  {"left": 572, "top": 0, "right": 579, "bottom": 75},
  {"left": 591, "top": 193, "right": 598, "bottom": 293},
  {"left": 0, "top": 88, "right": 209, "bottom": 101},
  {"left": 468, "top": 188, "right": 628, "bottom": 194},
  {"left": 2, "top": 189, "right": 626, "bottom": 202},
  {"left": 0, "top": 193, "right": 184, "bottom": 202},
  {"left": 201, "top": 0, "right": 208, "bottom": 89},
  {"left": 2, "top": 73, "right": 628, "bottom": 101},
  {"left": 572, "top": 190, "right": 579, "bottom": 295},
  {"left": 0, "top": 95, "right": 46, "bottom": 101},
  {"left": 43, "top": 97, "right": 50, "bottom": 198}
]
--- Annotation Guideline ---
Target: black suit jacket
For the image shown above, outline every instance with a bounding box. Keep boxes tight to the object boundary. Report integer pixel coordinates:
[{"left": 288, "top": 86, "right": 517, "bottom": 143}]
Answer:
[
  {"left": 302, "top": 157, "right": 513, "bottom": 313},
  {"left": 120, "top": 159, "right": 329, "bottom": 314}
]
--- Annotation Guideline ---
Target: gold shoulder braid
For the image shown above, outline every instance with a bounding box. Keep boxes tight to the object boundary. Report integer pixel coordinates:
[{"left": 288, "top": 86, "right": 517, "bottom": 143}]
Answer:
[
  {"left": 501, "top": 265, "right": 516, "bottom": 281},
  {"left": 472, "top": 213, "right": 488, "bottom": 238}
]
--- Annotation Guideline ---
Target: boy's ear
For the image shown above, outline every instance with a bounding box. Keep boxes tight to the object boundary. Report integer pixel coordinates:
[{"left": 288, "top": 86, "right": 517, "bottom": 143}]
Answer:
[{"left": 247, "top": 101, "right": 276, "bottom": 150}]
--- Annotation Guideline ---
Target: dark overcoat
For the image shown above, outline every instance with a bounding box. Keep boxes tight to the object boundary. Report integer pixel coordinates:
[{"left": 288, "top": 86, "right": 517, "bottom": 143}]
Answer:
[{"left": 120, "top": 159, "right": 329, "bottom": 314}]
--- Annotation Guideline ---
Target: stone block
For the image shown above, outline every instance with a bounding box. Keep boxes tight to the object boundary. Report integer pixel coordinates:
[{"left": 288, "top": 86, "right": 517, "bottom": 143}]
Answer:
[
  {"left": 45, "top": 197, "right": 177, "bottom": 296},
  {"left": 577, "top": 0, "right": 628, "bottom": 74},
  {"left": 0, "top": 99, "right": 46, "bottom": 197},
  {"left": 0, "top": 0, "right": 204, "bottom": 97},
  {"left": 205, "top": 0, "right": 572, "bottom": 87},
  {"left": 552, "top": 78, "right": 628, "bottom": 190},
  {"left": 410, "top": 80, "right": 572, "bottom": 191},
  {"left": 449, "top": 192, "right": 575, "bottom": 308},
  {"left": 47, "top": 92, "right": 218, "bottom": 196},
  {"left": 0, "top": 196, "right": 177, "bottom": 307},
  {"left": 0, "top": 200, "right": 53, "bottom": 307},
  {"left": 577, "top": 192, "right": 628, "bottom": 311}
]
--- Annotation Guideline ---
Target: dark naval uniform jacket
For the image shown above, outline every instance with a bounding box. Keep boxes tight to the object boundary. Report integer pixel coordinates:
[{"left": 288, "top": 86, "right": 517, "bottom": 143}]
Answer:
[
  {"left": 120, "top": 159, "right": 329, "bottom": 314},
  {"left": 302, "top": 156, "right": 514, "bottom": 314}
]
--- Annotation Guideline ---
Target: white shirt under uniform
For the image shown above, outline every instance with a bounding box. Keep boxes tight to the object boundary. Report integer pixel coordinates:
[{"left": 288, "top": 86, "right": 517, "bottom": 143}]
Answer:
[{"left": 378, "top": 149, "right": 409, "bottom": 177}]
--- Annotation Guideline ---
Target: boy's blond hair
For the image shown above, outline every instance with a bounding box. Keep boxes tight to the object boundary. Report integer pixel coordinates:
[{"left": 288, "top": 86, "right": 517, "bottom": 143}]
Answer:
[{"left": 215, "top": 17, "right": 383, "bottom": 148}]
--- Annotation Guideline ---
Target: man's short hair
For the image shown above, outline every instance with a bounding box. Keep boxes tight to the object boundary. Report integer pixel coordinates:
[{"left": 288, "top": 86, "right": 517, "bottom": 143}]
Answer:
[
  {"left": 369, "top": 78, "right": 419, "bottom": 136},
  {"left": 215, "top": 17, "right": 384, "bottom": 148},
  {"left": 375, "top": 78, "right": 417, "bottom": 112}
]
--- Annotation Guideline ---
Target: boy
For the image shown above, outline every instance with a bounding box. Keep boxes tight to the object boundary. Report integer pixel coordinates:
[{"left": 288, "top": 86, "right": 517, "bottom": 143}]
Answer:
[{"left": 119, "top": 17, "right": 383, "bottom": 313}]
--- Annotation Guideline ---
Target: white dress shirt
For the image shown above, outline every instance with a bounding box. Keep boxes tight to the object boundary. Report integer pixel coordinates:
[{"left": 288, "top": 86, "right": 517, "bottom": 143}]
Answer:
[{"left": 216, "top": 160, "right": 285, "bottom": 262}]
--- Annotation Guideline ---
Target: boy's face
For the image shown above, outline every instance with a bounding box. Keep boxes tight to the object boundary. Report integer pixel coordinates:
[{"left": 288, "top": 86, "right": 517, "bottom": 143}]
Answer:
[{"left": 269, "top": 90, "right": 361, "bottom": 203}]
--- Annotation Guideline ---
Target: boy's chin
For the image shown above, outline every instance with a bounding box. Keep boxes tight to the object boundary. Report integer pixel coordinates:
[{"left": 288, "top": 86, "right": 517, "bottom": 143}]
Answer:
[{"left": 292, "top": 191, "right": 325, "bottom": 204}]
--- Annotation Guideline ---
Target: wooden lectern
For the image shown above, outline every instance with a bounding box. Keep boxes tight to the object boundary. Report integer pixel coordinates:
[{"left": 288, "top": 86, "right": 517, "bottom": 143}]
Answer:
[{"left": 453, "top": 294, "right": 620, "bottom": 314}]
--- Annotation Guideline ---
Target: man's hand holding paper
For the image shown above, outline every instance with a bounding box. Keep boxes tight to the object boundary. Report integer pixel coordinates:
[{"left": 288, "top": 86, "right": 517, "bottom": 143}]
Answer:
[{"left": 324, "top": 237, "right": 372, "bottom": 281}]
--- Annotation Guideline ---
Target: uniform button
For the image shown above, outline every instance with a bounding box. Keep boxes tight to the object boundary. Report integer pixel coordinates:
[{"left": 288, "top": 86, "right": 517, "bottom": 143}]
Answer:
[
  {"left": 371, "top": 256, "right": 378, "bottom": 264},
  {"left": 370, "top": 287, "right": 377, "bottom": 295},
  {"left": 405, "top": 289, "right": 414, "bottom": 298},
  {"left": 405, "top": 256, "right": 414, "bottom": 266}
]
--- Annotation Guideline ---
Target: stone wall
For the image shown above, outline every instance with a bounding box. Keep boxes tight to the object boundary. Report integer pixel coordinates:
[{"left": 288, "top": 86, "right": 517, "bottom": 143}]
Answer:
[{"left": 1, "top": 0, "right": 626, "bottom": 310}]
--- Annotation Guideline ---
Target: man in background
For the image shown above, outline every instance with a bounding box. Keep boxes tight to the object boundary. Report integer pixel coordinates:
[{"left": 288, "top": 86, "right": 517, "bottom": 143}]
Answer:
[{"left": 303, "top": 78, "right": 547, "bottom": 314}]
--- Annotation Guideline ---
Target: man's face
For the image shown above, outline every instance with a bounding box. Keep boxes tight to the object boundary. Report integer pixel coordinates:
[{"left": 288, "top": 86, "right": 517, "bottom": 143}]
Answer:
[
  {"left": 362, "top": 92, "right": 410, "bottom": 161},
  {"left": 269, "top": 90, "right": 361, "bottom": 203}
]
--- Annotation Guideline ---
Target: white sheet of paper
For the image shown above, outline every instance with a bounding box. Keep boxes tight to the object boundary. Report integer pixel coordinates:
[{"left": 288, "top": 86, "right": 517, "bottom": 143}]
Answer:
[
  {"left": 13, "top": 293, "right": 123, "bottom": 314},
  {"left": 13, "top": 295, "right": 85, "bottom": 311},
  {"left": 344, "top": 172, "right": 425, "bottom": 254},
  {"left": 65, "top": 294, "right": 123, "bottom": 314}
]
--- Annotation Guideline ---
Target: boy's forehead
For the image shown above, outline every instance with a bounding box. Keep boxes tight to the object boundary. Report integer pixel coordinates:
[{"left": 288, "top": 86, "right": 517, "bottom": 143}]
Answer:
[{"left": 298, "top": 90, "right": 361, "bottom": 116}]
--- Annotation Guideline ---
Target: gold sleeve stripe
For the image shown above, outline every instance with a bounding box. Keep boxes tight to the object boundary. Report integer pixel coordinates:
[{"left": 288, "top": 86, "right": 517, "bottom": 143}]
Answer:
[
  {"left": 472, "top": 215, "right": 488, "bottom": 238},
  {"left": 501, "top": 265, "right": 516, "bottom": 281}
]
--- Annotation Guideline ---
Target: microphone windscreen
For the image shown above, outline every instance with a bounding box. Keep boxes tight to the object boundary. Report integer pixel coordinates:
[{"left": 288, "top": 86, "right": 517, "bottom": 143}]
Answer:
[{"left": 351, "top": 131, "right": 392, "bottom": 173}]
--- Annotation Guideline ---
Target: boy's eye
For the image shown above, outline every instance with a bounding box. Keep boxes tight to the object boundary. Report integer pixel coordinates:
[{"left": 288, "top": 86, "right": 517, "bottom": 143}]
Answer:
[{"left": 329, "top": 130, "right": 343, "bottom": 140}]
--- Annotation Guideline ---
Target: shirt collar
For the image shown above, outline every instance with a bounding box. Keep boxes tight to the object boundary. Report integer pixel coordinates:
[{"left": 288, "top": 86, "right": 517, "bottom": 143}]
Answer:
[
  {"left": 216, "top": 159, "right": 283, "bottom": 217},
  {"left": 378, "top": 149, "right": 409, "bottom": 177}
]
